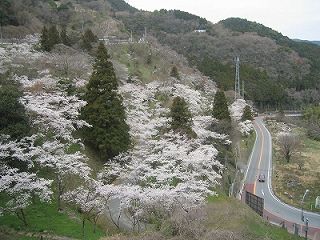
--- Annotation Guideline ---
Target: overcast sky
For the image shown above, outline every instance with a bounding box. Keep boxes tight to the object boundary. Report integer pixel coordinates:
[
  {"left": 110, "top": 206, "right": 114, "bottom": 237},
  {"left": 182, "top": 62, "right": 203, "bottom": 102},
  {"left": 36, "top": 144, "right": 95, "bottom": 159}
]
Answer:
[{"left": 125, "top": 0, "right": 320, "bottom": 40}]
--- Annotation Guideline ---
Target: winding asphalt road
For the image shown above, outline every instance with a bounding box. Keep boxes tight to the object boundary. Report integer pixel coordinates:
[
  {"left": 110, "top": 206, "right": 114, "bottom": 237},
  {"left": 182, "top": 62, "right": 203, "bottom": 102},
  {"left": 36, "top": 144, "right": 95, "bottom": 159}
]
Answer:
[{"left": 242, "top": 117, "right": 320, "bottom": 238}]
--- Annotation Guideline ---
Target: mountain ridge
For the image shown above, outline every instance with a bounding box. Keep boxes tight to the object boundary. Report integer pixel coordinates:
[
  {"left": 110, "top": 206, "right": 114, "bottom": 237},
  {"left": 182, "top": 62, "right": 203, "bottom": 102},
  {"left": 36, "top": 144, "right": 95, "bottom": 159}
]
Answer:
[{"left": 1, "top": 0, "right": 320, "bottom": 108}]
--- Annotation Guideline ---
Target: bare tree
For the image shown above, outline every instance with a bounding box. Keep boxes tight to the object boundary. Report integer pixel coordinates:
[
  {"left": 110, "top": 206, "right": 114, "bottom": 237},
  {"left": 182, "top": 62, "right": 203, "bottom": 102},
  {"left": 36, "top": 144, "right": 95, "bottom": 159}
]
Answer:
[{"left": 278, "top": 133, "right": 300, "bottom": 163}]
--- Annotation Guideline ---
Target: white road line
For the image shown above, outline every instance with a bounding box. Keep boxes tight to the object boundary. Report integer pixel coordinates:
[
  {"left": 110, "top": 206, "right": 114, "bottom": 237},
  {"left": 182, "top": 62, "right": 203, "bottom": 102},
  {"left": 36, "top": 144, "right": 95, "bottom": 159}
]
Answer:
[{"left": 239, "top": 119, "right": 259, "bottom": 198}]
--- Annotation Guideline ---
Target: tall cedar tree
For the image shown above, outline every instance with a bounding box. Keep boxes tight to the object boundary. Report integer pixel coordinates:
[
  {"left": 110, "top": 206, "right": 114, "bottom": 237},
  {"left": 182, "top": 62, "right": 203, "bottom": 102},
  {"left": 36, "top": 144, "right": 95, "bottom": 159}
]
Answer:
[
  {"left": 40, "top": 26, "right": 50, "bottom": 51},
  {"left": 170, "top": 96, "right": 195, "bottom": 137},
  {"left": 242, "top": 105, "right": 253, "bottom": 121},
  {"left": 81, "top": 29, "right": 98, "bottom": 51},
  {"left": 48, "top": 25, "right": 61, "bottom": 50},
  {"left": 60, "top": 26, "right": 71, "bottom": 46},
  {"left": 81, "top": 42, "right": 130, "bottom": 160},
  {"left": 0, "top": 73, "right": 30, "bottom": 140},
  {"left": 212, "top": 90, "right": 231, "bottom": 121}
]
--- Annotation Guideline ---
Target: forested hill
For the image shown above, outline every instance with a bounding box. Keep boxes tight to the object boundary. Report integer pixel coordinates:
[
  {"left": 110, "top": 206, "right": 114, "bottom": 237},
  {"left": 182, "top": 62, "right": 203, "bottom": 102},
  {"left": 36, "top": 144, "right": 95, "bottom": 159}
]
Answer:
[
  {"left": 220, "top": 18, "right": 320, "bottom": 90},
  {"left": 117, "top": 11, "right": 320, "bottom": 109},
  {"left": 2, "top": 0, "right": 320, "bottom": 109}
]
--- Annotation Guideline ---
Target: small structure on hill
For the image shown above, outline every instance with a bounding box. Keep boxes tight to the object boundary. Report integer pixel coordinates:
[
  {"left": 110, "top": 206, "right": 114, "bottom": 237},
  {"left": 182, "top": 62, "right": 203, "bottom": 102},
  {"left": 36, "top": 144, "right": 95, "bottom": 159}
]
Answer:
[{"left": 194, "top": 29, "right": 206, "bottom": 33}]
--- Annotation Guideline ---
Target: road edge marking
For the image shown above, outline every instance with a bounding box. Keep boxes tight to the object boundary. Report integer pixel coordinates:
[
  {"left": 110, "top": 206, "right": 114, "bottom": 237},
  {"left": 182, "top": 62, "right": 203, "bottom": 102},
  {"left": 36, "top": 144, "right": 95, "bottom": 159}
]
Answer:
[{"left": 239, "top": 118, "right": 259, "bottom": 199}]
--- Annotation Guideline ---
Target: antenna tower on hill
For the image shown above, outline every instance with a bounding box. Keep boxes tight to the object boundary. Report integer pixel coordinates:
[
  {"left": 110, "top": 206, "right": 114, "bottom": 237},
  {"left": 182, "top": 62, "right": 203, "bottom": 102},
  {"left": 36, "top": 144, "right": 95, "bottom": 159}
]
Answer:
[{"left": 234, "top": 56, "right": 245, "bottom": 100}]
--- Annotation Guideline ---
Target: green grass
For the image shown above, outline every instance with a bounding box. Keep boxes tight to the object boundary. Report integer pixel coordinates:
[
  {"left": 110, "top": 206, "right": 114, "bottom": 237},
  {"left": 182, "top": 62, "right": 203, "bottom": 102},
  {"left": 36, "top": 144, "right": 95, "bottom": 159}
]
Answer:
[
  {"left": 206, "top": 197, "right": 303, "bottom": 240},
  {"left": 0, "top": 201, "right": 106, "bottom": 240},
  {"left": 17, "top": 237, "right": 37, "bottom": 240},
  {"left": 247, "top": 220, "right": 302, "bottom": 240},
  {"left": 207, "top": 192, "right": 229, "bottom": 203},
  {"left": 240, "top": 131, "right": 256, "bottom": 165}
]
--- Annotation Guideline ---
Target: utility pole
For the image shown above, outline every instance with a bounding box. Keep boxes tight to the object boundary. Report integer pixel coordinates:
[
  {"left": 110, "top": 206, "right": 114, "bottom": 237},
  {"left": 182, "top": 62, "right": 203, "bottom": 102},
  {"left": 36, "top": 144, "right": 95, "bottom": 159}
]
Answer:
[
  {"left": 242, "top": 78, "right": 245, "bottom": 99},
  {"left": 234, "top": 56, "right": 241, "bottom": 100},
  {"left": 305, "top": 218, "right": 309, "bottom": 240}
]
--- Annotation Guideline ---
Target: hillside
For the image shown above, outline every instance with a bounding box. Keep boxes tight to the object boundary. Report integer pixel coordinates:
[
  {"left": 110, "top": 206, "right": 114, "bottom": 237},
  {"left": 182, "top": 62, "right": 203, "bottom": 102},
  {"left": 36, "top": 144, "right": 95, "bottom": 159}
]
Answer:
[
  {"left": 117, "top": 12, "right": 320, "bottom": 109},
  {"left": 2, "top": 1, "right": 320, "bottom": 109},
  {"left": 0, "top": 1, "right": 312, "bottom": 239}
]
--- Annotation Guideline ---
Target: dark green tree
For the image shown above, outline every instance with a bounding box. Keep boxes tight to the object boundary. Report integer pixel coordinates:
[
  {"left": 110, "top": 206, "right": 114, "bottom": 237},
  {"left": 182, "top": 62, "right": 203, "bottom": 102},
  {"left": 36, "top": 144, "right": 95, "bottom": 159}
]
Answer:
[
  {"left": 169, "top": 96, "right": 195, "bottom": 137},
  {"left": 81, "top": 42, "right": 130, "bottom": 160},
  {"left": 48, "top": 25, "right": 60, "bottom": 50},
  {"left": 170, "top": 65, "right": 180, "bottom": 80},
  {"left": 212, "top": 90, "right": 231, "bottom": 121},
  {"left": 242, "top": 105, "right": 253, "bottom": 121},
  {"left": 40, "top": 26, "right": 50, "bottom": 51},
  {"left": 60, "top": 26, "right": 71, "bottom": 46},
  {"left": 0, "top": 73, "right": 30, "bottom": 139},
  {"left": 81, "top": 29, "right": 98, "bottom": 51}
]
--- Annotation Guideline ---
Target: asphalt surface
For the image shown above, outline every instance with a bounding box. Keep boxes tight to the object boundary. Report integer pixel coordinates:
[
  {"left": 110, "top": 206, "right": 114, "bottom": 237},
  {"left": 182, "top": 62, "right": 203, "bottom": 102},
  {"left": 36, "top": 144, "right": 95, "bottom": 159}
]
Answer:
[{"left": 243, "top": 117, "right": 320, "bottom": 237}]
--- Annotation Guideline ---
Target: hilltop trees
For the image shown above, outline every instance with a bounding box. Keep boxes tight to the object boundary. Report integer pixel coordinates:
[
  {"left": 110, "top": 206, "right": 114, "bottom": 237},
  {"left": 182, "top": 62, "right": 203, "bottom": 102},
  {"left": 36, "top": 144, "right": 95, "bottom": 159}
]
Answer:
[
  {"left": 40, "top": 25, "right": 61, "bottom": 51},
  {"left": 81, "top": 42, "right": 130, "bottom": 160},
  {"left": 40, "top": 25, "right": 73, "bottom": 51},
  {"left": 81, "top": 29, "right": 98, "bottom": 51}
]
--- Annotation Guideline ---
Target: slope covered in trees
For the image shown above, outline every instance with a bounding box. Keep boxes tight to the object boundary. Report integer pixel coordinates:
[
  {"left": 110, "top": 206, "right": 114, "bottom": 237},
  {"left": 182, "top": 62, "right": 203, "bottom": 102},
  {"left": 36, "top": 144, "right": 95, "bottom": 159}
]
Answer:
[
  {"left": 118, "top": 11, "right": 319, "bottom": 109},
  {"left": 221, "top": 17, "right": 320, "bottom": 90}
]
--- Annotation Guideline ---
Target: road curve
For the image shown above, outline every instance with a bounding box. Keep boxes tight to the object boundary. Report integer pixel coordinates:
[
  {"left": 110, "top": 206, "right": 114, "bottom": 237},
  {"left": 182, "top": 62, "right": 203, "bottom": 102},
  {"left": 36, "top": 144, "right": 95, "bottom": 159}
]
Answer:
[{"left": 243, "top": 117, "right": 320, "bottom": 238}]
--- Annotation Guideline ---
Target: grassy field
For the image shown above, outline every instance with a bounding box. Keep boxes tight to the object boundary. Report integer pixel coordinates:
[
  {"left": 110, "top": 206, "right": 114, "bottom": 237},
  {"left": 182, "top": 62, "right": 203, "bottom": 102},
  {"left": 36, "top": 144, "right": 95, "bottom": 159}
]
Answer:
[
  {"left": 267, "top": 119, "right": 320, "bottom": 212},
  {"left": 0, "top": 201, "right": 106, "bottom": 240},
  {"left": 206, "top": 197, "right": 302, "bottom": 240}
]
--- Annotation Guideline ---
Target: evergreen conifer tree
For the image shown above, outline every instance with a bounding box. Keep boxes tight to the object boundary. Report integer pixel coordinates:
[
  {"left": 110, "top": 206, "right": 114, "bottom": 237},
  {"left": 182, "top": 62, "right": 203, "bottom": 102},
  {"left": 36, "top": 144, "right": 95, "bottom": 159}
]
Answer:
[
  {"left": 242, "top": 105, "right": 253, "bottom": 121},
  {"left": 81, "top": 29, "right": 98, "bottom": 51},
  {"left": 48, "top": 25, "right": 61, "bottom": 50},
  {"left": 170, "top": 65, "right": 180, "bottom": 80},
  {"left": 40, "top": 26, "right": 50, "bottom": 51},
  {"left": 81, "top": 42, "right": 130, "bottom": 160},
  {"left": 170, "top": 96, "right": 195, "bottom": 137},
  {"left": 212, "top": 90, "right": 231, "bottom": 121},
  {"left": 60, "top": 26, "right": 71, "bottom": 46}
]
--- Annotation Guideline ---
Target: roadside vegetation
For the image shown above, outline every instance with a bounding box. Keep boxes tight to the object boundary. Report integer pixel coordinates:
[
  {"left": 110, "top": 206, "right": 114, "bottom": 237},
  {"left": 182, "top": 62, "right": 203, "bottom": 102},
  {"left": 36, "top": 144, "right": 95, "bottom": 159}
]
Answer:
[
  {"left": 0, "top": 201, "right": 106, "bottom": 240},
  {"left": 101, "top": 196, "right": 302, "bottom": 240},
  {"left": 266, "top": 114, "right": 320, "bottom": 212}
]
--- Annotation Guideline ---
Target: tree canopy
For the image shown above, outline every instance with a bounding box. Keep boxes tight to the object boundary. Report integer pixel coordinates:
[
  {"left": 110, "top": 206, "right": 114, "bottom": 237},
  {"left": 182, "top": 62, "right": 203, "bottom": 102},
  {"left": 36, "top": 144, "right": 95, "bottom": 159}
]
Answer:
[
  {"left": 0, "top": 73, "right": 30, "bottom": 139},
  {"left": 81, "top": 42, "right": 130, "bottom": 160},
  {"left": 242, "top": 105, "right": 253, "bottom": 121},
  {"left": 81, "top": 29, "right": 98, "bottom": 51},
  {"left": 169, "top": 96, "right": 194, "bottom": 137},
  {"left": 212, "top": 90, "right": 231, "bottom": 121}
]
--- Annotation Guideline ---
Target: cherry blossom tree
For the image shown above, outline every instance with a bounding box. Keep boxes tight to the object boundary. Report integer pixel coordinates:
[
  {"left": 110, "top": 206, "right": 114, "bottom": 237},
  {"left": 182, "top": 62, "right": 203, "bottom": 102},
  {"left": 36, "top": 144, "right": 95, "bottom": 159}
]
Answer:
[
  {"left": 0, "top": 165, "right": 52, "bottom": 226},
  {"left": 34, "top": 140, "right": 91, "bottom": 211},
  {"left": 20, "top": 92, "right": 90, "bottom": 142},
  {"left": 63, "top": 180, "right": 105, "bottom": 237}
]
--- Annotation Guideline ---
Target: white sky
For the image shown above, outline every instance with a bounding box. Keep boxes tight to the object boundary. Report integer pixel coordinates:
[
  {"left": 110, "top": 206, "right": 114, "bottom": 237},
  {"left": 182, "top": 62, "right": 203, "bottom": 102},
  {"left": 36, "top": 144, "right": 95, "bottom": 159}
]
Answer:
[{"left": 125, "top": 0, "right": 320, "bottom": 40}]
